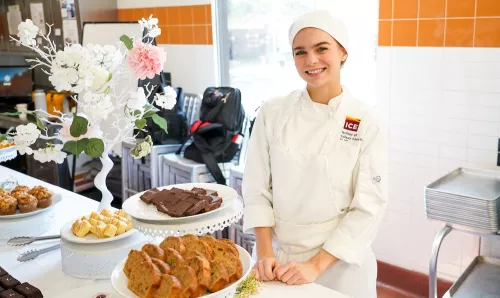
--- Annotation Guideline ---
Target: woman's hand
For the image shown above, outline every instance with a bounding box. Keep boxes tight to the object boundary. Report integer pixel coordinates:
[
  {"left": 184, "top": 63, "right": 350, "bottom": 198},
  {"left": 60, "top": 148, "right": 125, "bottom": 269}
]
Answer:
[
  {"left": 273, "top": 260, "right": 321, "bottom": 285},
  {"left": 253, "top": 256, "right": 280, "bottom": 281}
]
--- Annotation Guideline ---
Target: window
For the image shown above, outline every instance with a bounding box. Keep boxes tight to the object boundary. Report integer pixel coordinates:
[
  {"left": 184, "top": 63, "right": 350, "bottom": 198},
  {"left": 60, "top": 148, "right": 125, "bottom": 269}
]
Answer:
[{"left": 215, "top": 0, "right": 378, "bottom": 116}]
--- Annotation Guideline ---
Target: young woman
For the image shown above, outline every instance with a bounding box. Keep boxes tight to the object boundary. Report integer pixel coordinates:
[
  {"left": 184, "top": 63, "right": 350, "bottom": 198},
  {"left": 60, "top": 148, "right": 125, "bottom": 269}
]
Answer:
[{"left": 242, "top": 10, "right": 388, "bottom": 298}]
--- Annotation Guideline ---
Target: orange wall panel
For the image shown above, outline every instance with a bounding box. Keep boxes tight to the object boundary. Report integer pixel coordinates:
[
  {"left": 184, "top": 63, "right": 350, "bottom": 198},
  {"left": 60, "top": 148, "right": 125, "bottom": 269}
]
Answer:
[
  {"left": 378, "top": 0, "right": 500, "bottom": 47},
  {"left": 118, "top": 4, "right": 213, "bottom": 45}
]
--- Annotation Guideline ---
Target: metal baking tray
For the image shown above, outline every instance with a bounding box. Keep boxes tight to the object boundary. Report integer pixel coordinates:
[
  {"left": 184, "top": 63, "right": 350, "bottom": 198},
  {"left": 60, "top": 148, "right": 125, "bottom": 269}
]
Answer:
[
  {"left": 425, "top": 202, "right": 500, "bottom": 216},
  {"left": 426, "top": 167, "right": 500, "bottom": 201},
  {"left": 425, "top": 191, "right": 500, "bottom": 206},
  {"left": 444, "top": 256, "right": 500, "bottom": 298}
]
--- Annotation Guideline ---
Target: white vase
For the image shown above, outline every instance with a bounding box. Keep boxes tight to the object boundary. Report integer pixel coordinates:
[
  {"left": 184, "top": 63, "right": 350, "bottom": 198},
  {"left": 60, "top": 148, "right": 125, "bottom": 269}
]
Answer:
[{"left": 95, "top": 146, "right": 114, "bottom": 211}]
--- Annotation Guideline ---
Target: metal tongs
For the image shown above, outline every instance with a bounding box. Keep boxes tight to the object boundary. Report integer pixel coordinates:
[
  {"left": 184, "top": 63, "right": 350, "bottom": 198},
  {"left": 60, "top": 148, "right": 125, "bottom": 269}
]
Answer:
[
  {"left": 7, "top": 235, "right": 60, "bottom": 246},
  {"left": 17, "top": 244, "right": 61, "bottom": 262}
]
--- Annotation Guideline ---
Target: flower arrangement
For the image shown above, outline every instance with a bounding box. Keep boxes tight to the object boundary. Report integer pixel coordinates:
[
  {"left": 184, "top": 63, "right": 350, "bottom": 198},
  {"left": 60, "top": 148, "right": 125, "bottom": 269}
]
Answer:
[{"left": 0, "top": 15, "right": 177, "bottom": 210}]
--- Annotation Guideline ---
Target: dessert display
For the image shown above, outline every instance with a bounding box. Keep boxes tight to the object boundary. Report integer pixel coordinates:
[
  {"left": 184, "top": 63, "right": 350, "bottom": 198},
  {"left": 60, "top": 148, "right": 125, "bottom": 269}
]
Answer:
[
  {"left": 0, "top": 267, "right": 43, "bottom": 297},
  {"left": 71, "top": 209, "right": 133, "bottom": 239},
  {"left": 123, "top": 234, "right": 243, "bottom": 297},
  {"left": 0, "top": 185, "right": 54, "bottom": 216},
  {"left": 140, "top": 187, "right": 223, "bottom": 218}
]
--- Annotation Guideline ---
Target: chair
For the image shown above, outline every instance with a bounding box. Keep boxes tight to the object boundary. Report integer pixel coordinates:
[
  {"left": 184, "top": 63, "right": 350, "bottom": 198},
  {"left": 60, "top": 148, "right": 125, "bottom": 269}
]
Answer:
[{"left": 121, "top": 93, "right": 203, "bottom": 201}]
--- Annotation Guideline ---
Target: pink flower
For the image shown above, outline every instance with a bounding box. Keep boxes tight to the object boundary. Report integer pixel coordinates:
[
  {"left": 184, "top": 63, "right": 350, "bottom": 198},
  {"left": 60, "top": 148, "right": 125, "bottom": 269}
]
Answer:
[{"left": 127, "top": 41, "right": 166, "bottom": 80}]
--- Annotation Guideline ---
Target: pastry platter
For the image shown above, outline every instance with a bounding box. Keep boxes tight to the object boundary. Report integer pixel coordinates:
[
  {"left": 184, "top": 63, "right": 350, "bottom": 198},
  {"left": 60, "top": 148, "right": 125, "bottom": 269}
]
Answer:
[
  {"left": 60, "top": 218, "right": 137, "bottom": 244},
  {"left": 0, "top": 194, "right": 62, "bottom": 219},
  {"left": 122, "top": 183, "right": 238, "bottom": 223}
]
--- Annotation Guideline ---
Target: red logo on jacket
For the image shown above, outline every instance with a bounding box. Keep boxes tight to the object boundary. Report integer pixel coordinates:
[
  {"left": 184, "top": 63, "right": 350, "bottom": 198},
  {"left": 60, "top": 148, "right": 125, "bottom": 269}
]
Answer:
[{"left": 344, "top": 116, "right": 360, "bottom": 132}]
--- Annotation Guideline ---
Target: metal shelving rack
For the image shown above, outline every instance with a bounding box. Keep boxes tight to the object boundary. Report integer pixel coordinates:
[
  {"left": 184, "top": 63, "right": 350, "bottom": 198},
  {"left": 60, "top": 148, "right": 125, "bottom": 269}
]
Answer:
[{"left": 427, "top": 167, "right": 500, "bottom": 298}]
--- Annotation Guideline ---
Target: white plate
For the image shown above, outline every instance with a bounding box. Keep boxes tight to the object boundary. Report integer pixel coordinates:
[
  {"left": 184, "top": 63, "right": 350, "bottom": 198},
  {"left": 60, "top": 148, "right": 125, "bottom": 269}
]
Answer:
[
  {"left": 60, "top": 217, "right": 137, "bottom": 244},
  {"left": 0, "top": 193, "right": 62, "bottom": 219},
  {"left": 122, "top": 183, "right": 238, "bottom": 223},
  {"left": 111, "top": 244, "right": 252, "bottom": 298}
]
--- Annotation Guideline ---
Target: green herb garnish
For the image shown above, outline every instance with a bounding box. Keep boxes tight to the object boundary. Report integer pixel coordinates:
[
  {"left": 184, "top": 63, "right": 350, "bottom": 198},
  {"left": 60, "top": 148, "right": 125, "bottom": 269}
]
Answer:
[{"left": 235, "top": 271, "right": 262, "bottom": 298}]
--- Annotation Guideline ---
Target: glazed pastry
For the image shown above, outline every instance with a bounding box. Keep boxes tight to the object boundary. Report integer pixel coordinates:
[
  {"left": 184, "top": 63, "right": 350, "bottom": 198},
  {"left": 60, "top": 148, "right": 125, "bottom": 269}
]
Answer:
[
  {"left": 71, "top": 219, "right": 92, "bottom": 238},
  {"left": 16, "top": 193, "right": 38, "bottom": 213},
  {"left": 103, "top": 224, "right": 118, "bottom": 237},
  {"left": 28, "top": 186, "right": 53, "bottom": 208},
  {"left": 0, "top": 196, "right": 17, "bottom": 215}
]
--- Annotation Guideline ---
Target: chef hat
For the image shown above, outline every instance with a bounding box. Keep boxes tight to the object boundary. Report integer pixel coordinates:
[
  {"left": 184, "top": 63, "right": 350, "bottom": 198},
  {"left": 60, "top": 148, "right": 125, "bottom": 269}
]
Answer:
[{"left": 288, "top": 10, "right": 349, "bottom": 53}]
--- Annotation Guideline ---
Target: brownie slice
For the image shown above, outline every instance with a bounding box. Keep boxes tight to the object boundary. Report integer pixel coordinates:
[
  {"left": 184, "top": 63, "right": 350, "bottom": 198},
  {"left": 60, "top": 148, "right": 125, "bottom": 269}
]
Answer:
[
  {"left": 199, "top": 195, "right": 213, "bottom": 203},
  {"left": 150, "top": 190, "right": 178, "bottom": 206},
  {"left": 14, "top": 283, "right": 43, "bottom": 298},
  {"left": 0, "top": 267, "right": 7, "bottom": 277},
  {"left": 184, "top": 200, "right": 209, "bottom": 216},
  {"left": 140, "top": 188, "right": 160, "bottom": 204},
  {"left": 0, "top": 286, "right": 4, "bottom": 292},
  {"left": 0, "top": 289, "right": 24, "bottom": 298},
  {"left": 191, "top": 187, "right": 207, "bottom": 195},
  {"left": 203, "top": 200, "right": 223, "bottom": 212},
  {"left": 0, "top": 275, "right": 20, "bottom": 290}
]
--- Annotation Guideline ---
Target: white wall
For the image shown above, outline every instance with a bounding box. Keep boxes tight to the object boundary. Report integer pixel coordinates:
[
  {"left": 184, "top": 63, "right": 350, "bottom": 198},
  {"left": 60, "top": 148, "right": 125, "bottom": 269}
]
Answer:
[
  {"left": 117, "top": 0, "right": 210, "bottom": 9},
  {"left": 374, "top": 46, "right": 500, "bottom": 281},
  {"left": 117, "top": 0, "right": 217, "bottom": 95},
  {"left": 160, "top": 45, "right": 217, "bottom": 95}
]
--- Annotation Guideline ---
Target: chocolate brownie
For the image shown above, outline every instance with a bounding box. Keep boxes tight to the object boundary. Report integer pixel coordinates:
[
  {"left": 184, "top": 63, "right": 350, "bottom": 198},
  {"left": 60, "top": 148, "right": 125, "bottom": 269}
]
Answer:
[
  {"left": 0, "top": 276, "right": 19, "bottom": 290},
  {"left": 0, "top": 289, "right": 24, "bottom": 298},
  {"left": 14, "top": 283, "right": 43, "bottom": 298},
  {"left": 191, "top": 187, "right": 207, "bottom": 195},
  {"left": 0, "top": 286, "right": 3, "bottom": 292},
  {"left": 184, "top": 200, "right": 209, "bottom": 216},
  {"left": 140, "top": 188, "right": 160, "bottom": 204},
  {"left": 0, "top": 268, "right": 7, "bottom": 277}
]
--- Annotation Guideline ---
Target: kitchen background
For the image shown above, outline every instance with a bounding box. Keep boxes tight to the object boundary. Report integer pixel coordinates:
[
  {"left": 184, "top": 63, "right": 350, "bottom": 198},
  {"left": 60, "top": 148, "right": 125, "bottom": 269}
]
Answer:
[
  {"left": 375, "top": 0, "right": 500, "bottom": 281},
  {"left": 0, "top": 0, "right": 499, "bottom": 286}
]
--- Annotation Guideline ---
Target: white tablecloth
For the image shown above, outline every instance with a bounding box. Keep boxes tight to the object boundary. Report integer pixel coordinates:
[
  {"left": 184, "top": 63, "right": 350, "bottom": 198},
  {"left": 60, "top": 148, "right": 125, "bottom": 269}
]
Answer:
[{"left": 0, "top": 166, "right": 349, "bottom": 298}]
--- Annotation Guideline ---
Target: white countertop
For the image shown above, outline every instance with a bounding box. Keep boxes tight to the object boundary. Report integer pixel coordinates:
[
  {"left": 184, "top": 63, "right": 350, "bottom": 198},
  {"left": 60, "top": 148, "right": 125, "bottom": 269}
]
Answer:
[{"left": 0, "top": 165, "right": 350, "bottom": 298}]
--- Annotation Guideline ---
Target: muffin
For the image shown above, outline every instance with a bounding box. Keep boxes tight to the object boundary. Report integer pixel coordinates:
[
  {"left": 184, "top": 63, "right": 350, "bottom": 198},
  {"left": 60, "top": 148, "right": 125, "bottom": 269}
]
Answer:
[
  {"left": 0, "top": 189, "right": 9, "bottom": 197},
  {"left": 29, "top": 186, "right": 53, "bottom": 208},
  {"left": 0, "top": 196, "right": 17, "bottom": 215},
  {"left": 10, "top": 191, "right": 27, "bottom": 200},
  {"left": 12, "top": 185, "right": 30, "bottom": 193},
  {"left": 10, "top": 185, "right": 30, "bottom": 198},
  {"left": 16, "top": 193, "right": 38, "bottom": 213}
]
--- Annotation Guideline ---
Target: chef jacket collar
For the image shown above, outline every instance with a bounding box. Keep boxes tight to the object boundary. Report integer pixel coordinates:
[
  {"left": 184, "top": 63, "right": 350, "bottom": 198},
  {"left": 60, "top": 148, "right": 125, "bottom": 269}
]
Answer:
[{"left": 300, "top": 87, "right": 344, "bottom": 110}]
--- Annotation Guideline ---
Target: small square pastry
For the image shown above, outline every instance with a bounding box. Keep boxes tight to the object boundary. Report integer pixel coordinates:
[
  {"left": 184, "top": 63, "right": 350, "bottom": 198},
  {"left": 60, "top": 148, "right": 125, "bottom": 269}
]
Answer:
[
  {"left": 0, "top": 275, "right": 20, "bottom": 289},
  {"left": 0, "top": 289, "right": 25, "bottom": 298},
  {"left": 14, "top": 282, "right": 43, "bottom": 298}
]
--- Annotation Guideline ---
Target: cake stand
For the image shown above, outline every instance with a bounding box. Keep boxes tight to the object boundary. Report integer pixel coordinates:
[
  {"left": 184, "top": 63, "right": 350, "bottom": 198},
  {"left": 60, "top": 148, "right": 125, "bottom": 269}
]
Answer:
[
  {"left": 0, "top": 147, "right": 17, "bottom": 163},
  {"left": 61, "top": 231, "right": 148, "bottom": 280},
  {"left": 131, "top": 196, "right": 244, "bottom": 238}
]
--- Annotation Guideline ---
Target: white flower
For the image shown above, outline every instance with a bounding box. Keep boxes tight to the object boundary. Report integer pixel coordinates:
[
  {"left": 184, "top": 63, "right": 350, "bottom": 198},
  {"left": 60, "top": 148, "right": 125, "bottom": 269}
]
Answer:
[
  {"left": 127, "top": 87, "right": 147, "bottom": 112},
  {"left": 86, "top": 44, "right": 123, "bottom": 72},
  {"left": 79, "top": 92, "right": 114, "bottom": 123},
  {"left": 155, "top": 87, "right": 177, "bottom": 110},
  {"left": 17, "top": 19, "right": 38, "bottom": 46},
  {"left": 130, "top": 136, "right": 153, "bottom": 159},
  {"left": 139, "top": 15, "right": 161, "bottom": 38},
  {"left": 13, "top": 123, "right": 40, "bottom": 156},
  {"left": 89, "top": 65, "right": 110, "bottom": 92},
  {"left": 49, "top": 44, "right": 93, "bottom": 92},
  {"left": 33, "top": 144, "right": 67, "bottom": 164}
]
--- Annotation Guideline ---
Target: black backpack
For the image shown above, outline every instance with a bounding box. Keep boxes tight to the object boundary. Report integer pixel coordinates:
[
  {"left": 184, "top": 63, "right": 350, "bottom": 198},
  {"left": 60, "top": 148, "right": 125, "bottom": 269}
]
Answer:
[{"left": 177, "top": 87, "right": 245, "bottom": 185}]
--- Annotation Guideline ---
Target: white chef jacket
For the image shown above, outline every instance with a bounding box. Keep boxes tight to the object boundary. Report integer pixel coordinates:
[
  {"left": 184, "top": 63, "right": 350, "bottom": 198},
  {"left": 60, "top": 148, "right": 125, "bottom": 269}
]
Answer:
[{"left": 242, "top": 87, "right": 388, "bottom": 298}]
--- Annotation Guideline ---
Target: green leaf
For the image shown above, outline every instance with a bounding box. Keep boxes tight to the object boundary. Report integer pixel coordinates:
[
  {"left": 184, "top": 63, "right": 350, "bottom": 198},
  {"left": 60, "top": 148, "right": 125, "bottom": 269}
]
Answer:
[
  {"left": 63, "top": 139, "right": 89, "bottom": 158},
  {"left": 120, "top": 34, "right": 134, "bottom": 50},
  {"left": 135, "top": 119, "right": 147, "bottom": 130},
  {"left": 35, "top": 117, "right": 46, "bottom": 131},
  {"left": 143, "top": 110, "right": 158, "bottom": 119},
  {"left": 0, "top": 112, "right": 22, "bottom": 116},
  {"left": 70, "top": 115, "right": 88, "bottom": 138},
  {"left": 133, "top": 110, "right": 142, "bottom": 117},
  {"left": 151, "top": 114, "right": 168, "bottom": 134},
  {"left": 84, "top": 138, "right": 105, "bottom": 158},
  {"left": 0, "top": 134, "right": 7, "bottom": 142}
]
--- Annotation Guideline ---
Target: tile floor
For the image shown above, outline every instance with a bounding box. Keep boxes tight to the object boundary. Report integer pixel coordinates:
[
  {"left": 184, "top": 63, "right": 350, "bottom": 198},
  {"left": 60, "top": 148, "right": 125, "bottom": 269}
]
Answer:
[{"left": 377, "top": 283, "right": 424, "bottom": 298}]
